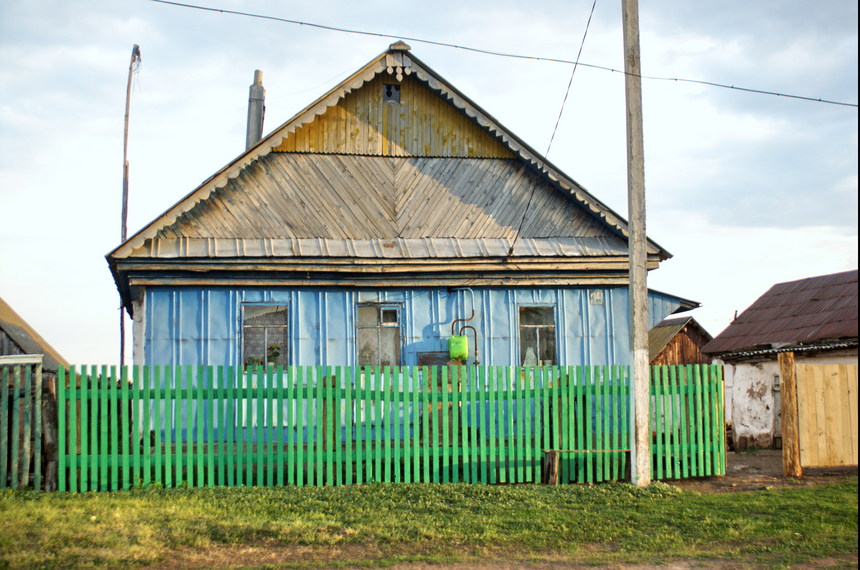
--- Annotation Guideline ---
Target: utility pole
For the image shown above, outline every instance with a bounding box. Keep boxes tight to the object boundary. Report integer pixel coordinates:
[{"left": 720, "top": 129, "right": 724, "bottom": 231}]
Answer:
[
  {"left": 120, "top": 44, "right": 141, "bottom": 365},
  {"left": 621, "top": 0, "right": 650, "bottom": 486}
]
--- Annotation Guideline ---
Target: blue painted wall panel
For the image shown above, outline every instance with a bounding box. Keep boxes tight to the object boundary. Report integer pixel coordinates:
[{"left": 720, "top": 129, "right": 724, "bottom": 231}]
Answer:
[{"left": 141, "top": 286, "right": 688, "bottom": 368}]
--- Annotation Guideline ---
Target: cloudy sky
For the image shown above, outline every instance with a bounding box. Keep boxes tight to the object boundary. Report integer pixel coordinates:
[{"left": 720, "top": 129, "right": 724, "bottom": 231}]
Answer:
[{"left": 1, "top": 0, "right": 857, "bottom": 364}]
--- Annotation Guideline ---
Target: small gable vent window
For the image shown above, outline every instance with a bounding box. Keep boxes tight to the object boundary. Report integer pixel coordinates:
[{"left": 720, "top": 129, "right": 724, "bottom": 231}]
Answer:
[{"left": 383, "top": 83, "right": 401, "bottom": 103}]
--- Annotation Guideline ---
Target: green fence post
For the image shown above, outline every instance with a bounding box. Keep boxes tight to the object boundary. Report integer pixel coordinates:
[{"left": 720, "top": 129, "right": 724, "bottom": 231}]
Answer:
[
  {"left": 57, "top": 367, "right": 67, "bottom": 492},
  {"left": 410, "top": 366, "right": 420, "bottom": 483},
  {"left": 92, "top": 366, "right": 102, "bottom": 491},
  {"left": 154, "top": 366, "right": 164, "bottom": 487},
  {"left": 120, "top": 366, "right": 130, "bottom": 490},
  {"left": 285, "top": 366, "right": 295, "bottom": 487},
  {"left": 265, "top": 366, "right": 274, "bottom": 487},
  {"left": 296, "top": 366, "right": 306, "bottom": 488},
  {"left": 140, "top": 366, "right": 150, "bottom": 487},
  {"left": 275, "top": 366, "right": 285, "bottom": 487}
]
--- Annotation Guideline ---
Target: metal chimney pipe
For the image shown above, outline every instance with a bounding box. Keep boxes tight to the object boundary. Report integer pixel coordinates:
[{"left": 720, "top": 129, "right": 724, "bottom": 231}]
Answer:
[{"left": 245, "top": 69, "right": 265, "bottom": 150}]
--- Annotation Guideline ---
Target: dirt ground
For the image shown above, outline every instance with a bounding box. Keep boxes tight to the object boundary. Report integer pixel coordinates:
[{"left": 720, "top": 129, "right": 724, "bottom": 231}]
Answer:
[{"left": 667, "top": 448, "right": 858, "bottom": 493}]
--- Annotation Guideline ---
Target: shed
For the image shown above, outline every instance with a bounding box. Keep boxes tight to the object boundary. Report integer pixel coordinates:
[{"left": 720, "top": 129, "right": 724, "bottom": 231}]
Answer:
[
  {"left": 108, "top": 42, "right": 697, "bottom": 369},
  {"left": 703, "top": 269, "right": 858, "bottom": 450},
  {"left": 649, "top": 315, "right": 712, "bottom": 366},
  {"left": 0, "top": 296, "right": 68, "bottom": 371},
  {"left": 1, "top": 295, "right": 68, "bottom": 491}
]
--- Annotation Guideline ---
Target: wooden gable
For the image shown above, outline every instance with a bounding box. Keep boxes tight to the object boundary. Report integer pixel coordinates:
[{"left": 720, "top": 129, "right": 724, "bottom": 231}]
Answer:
[
  {"left": 273, "top": 75, "right": 515, "bottom": 158},
  {"left": 649, "top": 317, "right": 713, "bottom": 366}
]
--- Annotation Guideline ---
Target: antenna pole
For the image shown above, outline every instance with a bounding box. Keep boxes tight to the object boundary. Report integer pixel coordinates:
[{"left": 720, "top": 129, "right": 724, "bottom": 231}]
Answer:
[{"left": 120, "top": 44, "right": 141, "bottom": 365}]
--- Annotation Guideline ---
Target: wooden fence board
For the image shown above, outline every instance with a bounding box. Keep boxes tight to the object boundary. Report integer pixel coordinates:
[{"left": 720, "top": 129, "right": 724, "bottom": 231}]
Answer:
[{"left": 795, "top": 363, "right": 858, "bottom": 468}]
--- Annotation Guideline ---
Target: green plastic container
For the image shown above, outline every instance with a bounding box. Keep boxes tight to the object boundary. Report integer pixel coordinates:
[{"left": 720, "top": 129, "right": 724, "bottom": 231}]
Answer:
[{"left": 448, "top": 336, "right": 469, "bottom": 360}]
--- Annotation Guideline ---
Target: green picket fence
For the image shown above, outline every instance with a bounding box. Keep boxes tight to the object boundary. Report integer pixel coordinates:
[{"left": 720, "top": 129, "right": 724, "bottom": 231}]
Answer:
[
  {"left": 650, "top": 364, "right": 725, "bottom": 480},
  {"left": 55, "top": 364, "right": 724, "bottom": 492}
]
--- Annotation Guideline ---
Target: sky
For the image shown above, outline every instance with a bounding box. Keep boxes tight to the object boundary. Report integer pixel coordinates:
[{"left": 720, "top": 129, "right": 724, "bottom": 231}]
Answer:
[{"left": 0, "top": 0, "right": 857, "bottom": 364}]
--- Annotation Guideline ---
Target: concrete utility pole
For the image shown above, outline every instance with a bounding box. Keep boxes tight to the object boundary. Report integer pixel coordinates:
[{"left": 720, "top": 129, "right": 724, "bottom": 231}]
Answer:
[{"left": 622, "top": 0, "right": 650, "bottom": 487}]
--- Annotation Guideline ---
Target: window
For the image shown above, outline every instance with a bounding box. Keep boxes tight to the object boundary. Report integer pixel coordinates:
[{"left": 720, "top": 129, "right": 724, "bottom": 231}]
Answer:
[
  {"left": 383, "top": 83, "right": 400, "bottom": 103},
  {"left": 519, "top": 306, "right": 556, "bottom": 366},
  {"left": 243, "top": 305, "right": 288, "bottom": 367},
  {"left": 357, "top": 304, "right": 401, "bottom": 366}
]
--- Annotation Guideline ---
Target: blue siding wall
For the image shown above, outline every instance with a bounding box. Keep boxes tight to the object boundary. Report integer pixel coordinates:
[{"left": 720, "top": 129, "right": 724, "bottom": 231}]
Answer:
[{"left": 142, "top": 286, "right": 687, "bottom": 367}]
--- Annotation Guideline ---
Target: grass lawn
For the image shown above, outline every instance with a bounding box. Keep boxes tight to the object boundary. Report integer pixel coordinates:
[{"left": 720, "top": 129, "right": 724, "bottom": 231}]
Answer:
[{"left": 0, "top": 477, "right": 856, "bottom": 568}]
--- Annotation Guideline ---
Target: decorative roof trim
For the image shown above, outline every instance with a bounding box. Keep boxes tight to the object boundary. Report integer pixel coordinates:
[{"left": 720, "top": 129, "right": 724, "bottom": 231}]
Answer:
[{"left": 109, "top": 43, "right": 670, "bottom": 261}]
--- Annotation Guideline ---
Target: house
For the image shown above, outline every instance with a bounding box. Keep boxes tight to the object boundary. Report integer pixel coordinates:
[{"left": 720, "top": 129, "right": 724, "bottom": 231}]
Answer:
[
  {"left": 649, "top": 315, "right": 712, "bottom": 366},
  {"left": 703, "top": 270, "right": 858, "bottom": 450},
  {"left": 108, "top": 42, "right": 697, "bottom": 369},
  {"left": 0, "top": 296, "right": 68, "bottom": 371}
]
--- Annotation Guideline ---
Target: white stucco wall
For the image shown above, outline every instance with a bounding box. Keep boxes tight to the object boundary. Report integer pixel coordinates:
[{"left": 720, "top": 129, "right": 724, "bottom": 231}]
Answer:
[{"left": 721, "top": 350, "right": 858, "bottom": 449}]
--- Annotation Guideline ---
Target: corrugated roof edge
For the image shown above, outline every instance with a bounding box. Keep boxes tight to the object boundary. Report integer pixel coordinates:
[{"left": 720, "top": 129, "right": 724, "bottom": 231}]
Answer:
[{"left": 707, "top": 339, "right": 858, "bottom": 361}]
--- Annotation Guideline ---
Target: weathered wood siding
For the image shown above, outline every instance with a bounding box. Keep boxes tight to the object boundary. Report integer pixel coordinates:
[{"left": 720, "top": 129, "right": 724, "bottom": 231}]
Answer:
[
  {"left": 651, "top": 325, "right": 711, "bottom": 366},
  {"left": 273, "top": 75, "right": 515, "bottom": 158},
  {"left": 156, "top": 155, "right": 611, "bottom": 242}
]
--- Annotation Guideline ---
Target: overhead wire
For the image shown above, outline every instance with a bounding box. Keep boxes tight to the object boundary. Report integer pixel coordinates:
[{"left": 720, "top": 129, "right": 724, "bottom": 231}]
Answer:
[
  {"left": 546, "top": 0, "right": 597, "bottom": 158},
  {"left": 508, "top": 0, "right": 598, "bottom": 257},
  {"left": 147, "top": 0, "right": 858, "bottom": 108}
]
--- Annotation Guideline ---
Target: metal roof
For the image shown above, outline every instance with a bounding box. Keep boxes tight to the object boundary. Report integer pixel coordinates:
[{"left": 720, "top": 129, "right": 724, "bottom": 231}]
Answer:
[
  {"left": 703, "top": 269, "right": 858, "bottom": 356},
  {"left": 0, "top": 296, "right": 69, "bottom": 371}
]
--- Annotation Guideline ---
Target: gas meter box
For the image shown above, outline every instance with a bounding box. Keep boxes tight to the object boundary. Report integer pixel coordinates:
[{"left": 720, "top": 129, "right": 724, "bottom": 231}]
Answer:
[{"left": 448, "top": 335, "right": 469, "bottom": 360}]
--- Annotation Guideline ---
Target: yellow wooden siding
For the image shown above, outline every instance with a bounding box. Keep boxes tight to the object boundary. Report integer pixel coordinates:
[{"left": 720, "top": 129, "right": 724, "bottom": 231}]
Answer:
[
  {"left": 273, "top": 75, "right": 515, "bottom": 158},
  {"left": 796, "top": 364, "right": 858, "bottom": 467}
]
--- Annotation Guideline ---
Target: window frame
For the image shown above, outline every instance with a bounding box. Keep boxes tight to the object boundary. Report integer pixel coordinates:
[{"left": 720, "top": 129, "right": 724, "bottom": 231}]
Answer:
[
  {"left": 517, "top": 304, "right": 558, "bottom": 366},
  {"left": 355, "top": 302, "right": 403, "bottom": 367},
  {"left": 241, "top": 303, "right": 289, "bottom": 368}
]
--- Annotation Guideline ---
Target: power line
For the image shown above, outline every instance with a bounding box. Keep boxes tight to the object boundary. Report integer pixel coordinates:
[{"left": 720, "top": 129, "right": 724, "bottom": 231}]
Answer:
[
  {"left": 505, "top": 1, "right": 599, "bottom": 258},
  {"left": 148, "top": 0, "right": 858, "bottom": 109},
  {"left": 510, "top": 0, "right": 598, "bottom": 258},
  {"left": 546, "top": 0, "right": 598, "bottom": 158}
]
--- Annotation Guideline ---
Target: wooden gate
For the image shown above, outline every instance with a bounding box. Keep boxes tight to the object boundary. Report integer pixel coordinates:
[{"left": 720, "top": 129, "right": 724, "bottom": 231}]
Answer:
[
  {"left": 779, "top": 352, "right": 858, "bottom": 476},
  {"left": 796, "top": 364, "right": 858, "bottom": 467}
]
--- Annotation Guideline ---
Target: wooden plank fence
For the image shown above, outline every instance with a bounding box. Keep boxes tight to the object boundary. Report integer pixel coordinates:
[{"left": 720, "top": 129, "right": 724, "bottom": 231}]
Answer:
[
  {"left": 0, "top": 355, "right": 44, "bottom": 490},
  {"left": 779, "top": 353, "right": 858, "bottom": 477},
  {"left": 52, "top": 364, "right": 724, "bottom": 492}
]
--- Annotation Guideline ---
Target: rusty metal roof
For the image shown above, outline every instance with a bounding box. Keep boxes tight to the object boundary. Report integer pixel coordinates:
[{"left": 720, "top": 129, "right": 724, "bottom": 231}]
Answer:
[
  {"left": 0, "top": 296, "right": 69, "bottom": 371},
  {"left": 702, "top": 270, "right": 858, "bottom": 356}
]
